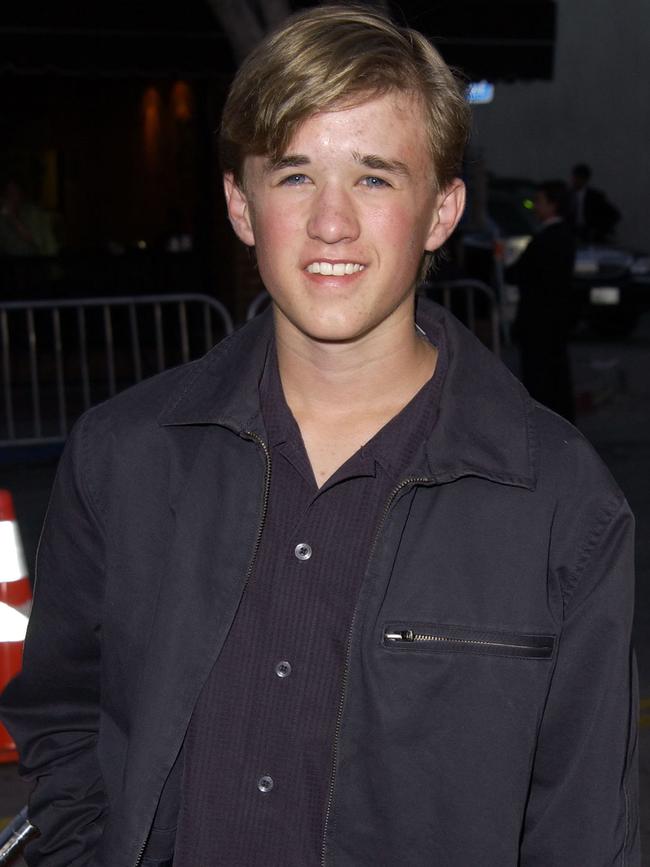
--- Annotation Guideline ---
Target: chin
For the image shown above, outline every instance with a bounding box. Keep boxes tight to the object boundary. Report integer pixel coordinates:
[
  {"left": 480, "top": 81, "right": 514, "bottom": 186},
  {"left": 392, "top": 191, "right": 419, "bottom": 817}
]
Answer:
[
  {"left": 297, "top": 322, "right": 365, "bottom": 345},
  {"left": 274, "top": 302, "right": 366, "bottom": 343}
]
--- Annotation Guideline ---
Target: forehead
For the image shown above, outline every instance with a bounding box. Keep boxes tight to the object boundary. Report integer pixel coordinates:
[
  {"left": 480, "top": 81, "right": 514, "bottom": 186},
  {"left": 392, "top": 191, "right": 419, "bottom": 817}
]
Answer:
[
  {"left": 244, "top": 91, "right": 435, "bottom": 181},
  {"left": 301, "top": 91, "right": 427, "bottom": 149}
]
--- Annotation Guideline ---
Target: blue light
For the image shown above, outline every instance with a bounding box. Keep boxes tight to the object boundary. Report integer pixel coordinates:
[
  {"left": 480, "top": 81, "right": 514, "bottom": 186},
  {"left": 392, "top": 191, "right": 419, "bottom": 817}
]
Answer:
[{"left": 468, "top": 81, "right": 495, "bottom": 105}]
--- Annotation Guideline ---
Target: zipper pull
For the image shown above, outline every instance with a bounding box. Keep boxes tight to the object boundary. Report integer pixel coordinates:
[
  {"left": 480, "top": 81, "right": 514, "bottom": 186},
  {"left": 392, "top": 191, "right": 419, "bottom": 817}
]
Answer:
[{"left": 385, "top": 629, "right": 415, "bottom": 642}]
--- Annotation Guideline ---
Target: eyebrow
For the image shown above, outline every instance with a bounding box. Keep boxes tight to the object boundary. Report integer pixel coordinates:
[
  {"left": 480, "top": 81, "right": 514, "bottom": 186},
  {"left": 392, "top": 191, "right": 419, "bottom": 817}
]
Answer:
[
  {"left": 265, "top": 154, "right": 311, "bottom": 172},
  {"left": 353, "top": 152, "right": 411, "bottom": 178},
  {"left": 264, "top": 152, "right": 412, "bottom": 177}
]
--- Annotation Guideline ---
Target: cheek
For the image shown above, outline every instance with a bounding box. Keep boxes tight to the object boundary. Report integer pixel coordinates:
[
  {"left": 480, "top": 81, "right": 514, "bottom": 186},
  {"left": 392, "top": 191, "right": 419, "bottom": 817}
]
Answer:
[
  {"left": 251, "top": 212, "right": 294, "bottom": 260},
  {"left": 251, "top": 218, "right": 303, "bottom": 292},
  {"left": 255, "top": 219, "right": 287, "bottom": 266},
  {"left": 369, "top": 205, "right": 432, "bottom": 258},
  {"left": 368, "top": 206, "right": 406, "bottom": 244}
]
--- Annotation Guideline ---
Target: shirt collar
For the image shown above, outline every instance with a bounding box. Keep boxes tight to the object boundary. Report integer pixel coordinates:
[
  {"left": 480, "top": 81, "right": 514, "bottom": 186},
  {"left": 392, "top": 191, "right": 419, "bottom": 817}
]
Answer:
[
  {"left": 158, "top": 299, "right": 536, "bottom": 491},
  {"left": 259, "top": 328, "right": 444, "bottom": 482}
]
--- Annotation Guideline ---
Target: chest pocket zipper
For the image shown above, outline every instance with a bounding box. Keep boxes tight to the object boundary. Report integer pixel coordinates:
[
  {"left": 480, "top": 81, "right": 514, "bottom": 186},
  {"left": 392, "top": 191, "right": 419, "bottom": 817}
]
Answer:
[{"left": 384, "top": 625, "right": 555, "bottom": 659}]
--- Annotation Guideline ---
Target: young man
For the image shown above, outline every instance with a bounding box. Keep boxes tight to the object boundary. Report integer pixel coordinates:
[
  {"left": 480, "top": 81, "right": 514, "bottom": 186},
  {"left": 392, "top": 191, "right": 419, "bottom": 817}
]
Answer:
[{"left": 0, "top": 6, "right": 639, "bottom": 866}]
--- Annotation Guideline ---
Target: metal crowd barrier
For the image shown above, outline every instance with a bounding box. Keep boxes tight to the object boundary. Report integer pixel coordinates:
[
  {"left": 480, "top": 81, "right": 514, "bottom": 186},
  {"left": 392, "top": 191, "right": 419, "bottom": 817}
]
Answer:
[
  {"left": 245, "top": 278, "right": 501, "bottom": 356},
  {"left": 423, "top": 278, "right": 501, "bottom": 357},
  {"left": 0, "top": 294, "right": 233, "bottom": 447},
  {"left": 1, "top": 283, "right": 498, "bottom": 447},
  {"left": 0, "top": 807, "right": 35, "bottom": 864}
]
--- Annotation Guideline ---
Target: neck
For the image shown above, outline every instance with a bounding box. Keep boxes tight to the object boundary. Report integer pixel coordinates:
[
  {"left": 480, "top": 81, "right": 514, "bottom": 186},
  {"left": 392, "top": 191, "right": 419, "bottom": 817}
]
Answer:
[{"left": 274, "top": 305, "right": 437, "bottom": 421}]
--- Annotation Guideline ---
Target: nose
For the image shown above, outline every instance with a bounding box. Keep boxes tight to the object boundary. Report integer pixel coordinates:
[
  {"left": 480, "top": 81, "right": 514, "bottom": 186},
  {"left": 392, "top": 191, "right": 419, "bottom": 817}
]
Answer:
[{"left": 306, "top": 184, "right": 360, "bottom": 244}]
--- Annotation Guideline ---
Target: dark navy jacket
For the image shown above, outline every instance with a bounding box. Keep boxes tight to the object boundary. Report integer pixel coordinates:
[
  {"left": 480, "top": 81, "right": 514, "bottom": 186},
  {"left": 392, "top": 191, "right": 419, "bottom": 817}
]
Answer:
[{"left": 0, "top": 300, "right": 639, "bottom": 866}]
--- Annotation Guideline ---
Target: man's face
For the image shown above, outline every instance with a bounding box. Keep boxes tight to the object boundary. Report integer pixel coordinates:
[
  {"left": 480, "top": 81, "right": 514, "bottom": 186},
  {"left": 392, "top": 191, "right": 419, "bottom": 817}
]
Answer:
[
  {"left": 534, "top": 190, "right": 556, "bottom": 223},
  {"left": 224, "top": 91, "right": 464, "bottom": 345}
]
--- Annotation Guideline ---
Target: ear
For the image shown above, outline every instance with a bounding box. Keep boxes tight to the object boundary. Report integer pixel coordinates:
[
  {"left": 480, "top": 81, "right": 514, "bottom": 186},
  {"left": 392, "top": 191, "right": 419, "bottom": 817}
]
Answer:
[
  {"left": 424, "top": 178, "right": 466, "bottom": 252},
  {"left": 223, "top": 172, "right": 256, "bottom": 247}
]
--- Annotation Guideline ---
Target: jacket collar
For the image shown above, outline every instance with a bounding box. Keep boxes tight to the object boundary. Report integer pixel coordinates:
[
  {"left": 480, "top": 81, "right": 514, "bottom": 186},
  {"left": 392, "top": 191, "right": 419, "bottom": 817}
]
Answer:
[
  {"left": 158, "top": 299, "right": 537, "bottom": 490},
  {"left": 158, "top": 308, "right": 273, "bottom": 436},
  {"left": 416, "top": 300, "right": 536, "bottom": 490}
]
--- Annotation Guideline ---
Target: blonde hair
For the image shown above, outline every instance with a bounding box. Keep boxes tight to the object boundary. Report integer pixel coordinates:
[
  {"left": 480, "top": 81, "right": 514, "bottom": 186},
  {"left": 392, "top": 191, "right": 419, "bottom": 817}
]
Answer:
[{"left": 219, "top": 4, "right": 470, "bottom": 192}]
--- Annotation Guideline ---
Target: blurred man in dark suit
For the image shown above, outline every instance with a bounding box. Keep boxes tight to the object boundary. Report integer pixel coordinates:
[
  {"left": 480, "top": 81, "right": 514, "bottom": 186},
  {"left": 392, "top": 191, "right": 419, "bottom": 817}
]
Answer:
[
  {"left": 571, "top": 163, "right": 620, "bottom": 243},
  {"left": 507, "top": 180, "right": 576, "bottom": 422}
]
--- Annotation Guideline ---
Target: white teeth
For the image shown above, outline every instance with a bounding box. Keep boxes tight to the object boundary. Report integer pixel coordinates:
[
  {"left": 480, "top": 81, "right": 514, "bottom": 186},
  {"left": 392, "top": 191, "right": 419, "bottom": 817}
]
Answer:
[{"left": 306, "top": 262, "right": 365, "bottom": 275}]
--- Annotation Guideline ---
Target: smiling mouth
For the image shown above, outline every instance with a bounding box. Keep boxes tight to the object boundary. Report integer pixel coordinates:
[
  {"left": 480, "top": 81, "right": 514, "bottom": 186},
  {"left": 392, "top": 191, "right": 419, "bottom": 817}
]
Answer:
[{"left": 305, "top": 262, "right": 366, "bottom": 276}]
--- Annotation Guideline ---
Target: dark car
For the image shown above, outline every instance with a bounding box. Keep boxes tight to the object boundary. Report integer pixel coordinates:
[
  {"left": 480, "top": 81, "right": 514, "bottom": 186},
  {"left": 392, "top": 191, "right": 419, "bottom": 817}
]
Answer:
[{"left": 572, "top": 245, "right": 650, "bottom": 337}]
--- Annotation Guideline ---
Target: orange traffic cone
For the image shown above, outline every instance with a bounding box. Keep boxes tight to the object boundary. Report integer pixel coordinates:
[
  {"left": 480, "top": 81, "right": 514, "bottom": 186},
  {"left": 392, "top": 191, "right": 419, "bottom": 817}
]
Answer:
[{"left": 0, "top": 490, "right": 32, "bottom": 762}]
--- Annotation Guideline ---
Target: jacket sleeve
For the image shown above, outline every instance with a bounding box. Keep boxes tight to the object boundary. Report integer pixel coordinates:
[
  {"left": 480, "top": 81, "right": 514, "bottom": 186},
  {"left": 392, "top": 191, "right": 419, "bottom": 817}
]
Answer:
[
  {"left": 520, "top": 495, "right": 639, "bottom": 865},
  {"left": 0, "top": 414, "right": 107, "bottom": 866}
]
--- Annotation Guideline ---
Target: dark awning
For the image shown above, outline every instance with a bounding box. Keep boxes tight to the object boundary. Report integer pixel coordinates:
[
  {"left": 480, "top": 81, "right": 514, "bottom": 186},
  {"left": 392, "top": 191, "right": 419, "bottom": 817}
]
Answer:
[
  {"left": 0, "top": 0, "right": 232, "bottom": 78},
  {"left": 401, "top": 0, "right": 557, "bottom": 81},
  {"left": 0, "top": 29, "right": 234, "bottom": 78},
  {"left": 0, "top": 0, "right": 555, "bottom": 81}
]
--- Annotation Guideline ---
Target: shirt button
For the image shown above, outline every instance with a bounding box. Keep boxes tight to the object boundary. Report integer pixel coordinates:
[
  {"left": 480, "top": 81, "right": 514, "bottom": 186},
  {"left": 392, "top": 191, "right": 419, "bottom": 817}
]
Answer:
[
  {"left": 294, "top": 542, "right": 312, "bottom": 561},
  {"left": 275, "top": 660, "right": 292, "bottom": 678},
  {"left": 258, "top": 775, "right": 274, "bottom": 793}
]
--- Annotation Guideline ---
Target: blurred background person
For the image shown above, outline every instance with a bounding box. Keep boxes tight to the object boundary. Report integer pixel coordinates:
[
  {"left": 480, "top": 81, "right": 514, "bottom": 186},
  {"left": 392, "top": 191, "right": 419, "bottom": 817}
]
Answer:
[
  {"left": 0, "top": 172, "right": 58, "bottom": 258},
  {"left": 506, "top": 180, "right": 576, "bottom": 422},
  {"left": 570, "top": 162, "right": 620, "bottom": 243}
]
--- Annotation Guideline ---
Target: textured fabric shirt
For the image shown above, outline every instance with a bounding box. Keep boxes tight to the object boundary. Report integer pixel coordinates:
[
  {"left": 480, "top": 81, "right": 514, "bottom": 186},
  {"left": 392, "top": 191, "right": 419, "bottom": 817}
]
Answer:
[{"left": 173, "top": 333, "right": 445, "bottom": 867}]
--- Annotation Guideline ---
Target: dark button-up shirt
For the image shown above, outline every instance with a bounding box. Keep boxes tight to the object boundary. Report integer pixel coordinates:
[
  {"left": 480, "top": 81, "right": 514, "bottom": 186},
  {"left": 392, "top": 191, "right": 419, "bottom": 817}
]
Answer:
[{"left": 173, "top": 334, "right": 444, "bottom": 866}]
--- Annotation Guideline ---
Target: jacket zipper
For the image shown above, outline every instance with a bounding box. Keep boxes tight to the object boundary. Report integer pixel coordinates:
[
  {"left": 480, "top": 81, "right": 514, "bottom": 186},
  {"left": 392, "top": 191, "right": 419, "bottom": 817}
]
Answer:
[
  {"left": 133, "top": 430, "right": 271, "bottom": 867},
  {"left": 384, "top": 629, "right": 546, "bottom": 652},
  {"left": 320, "top": 476, "right": 433, "bottom": 866},
  {"left": 240, "top": 431, "right": 273, "bottom": 585},
  {"left": 133, "top": 838, "right": 147, "bottom": 867}
]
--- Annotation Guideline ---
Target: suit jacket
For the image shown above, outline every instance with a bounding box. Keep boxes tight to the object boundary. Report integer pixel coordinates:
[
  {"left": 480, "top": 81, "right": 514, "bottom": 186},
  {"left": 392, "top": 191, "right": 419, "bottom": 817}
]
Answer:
[
  {"left": 506, "top": 219, "right": 576, "bottom": 337},
  {"left": 573, "top": 187, "right": 621, "bottom": 243}
]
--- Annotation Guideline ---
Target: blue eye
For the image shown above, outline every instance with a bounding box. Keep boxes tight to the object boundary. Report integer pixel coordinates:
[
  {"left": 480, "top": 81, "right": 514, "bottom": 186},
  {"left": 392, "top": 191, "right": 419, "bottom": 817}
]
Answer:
[
  {"left": 362, "top": 176, "right": 390, "bottom": 188},
  {"left": 281, "top": 174, "right": 308, "bottom": 185}
]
